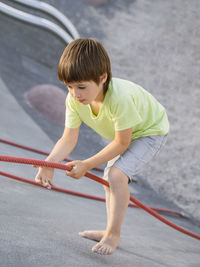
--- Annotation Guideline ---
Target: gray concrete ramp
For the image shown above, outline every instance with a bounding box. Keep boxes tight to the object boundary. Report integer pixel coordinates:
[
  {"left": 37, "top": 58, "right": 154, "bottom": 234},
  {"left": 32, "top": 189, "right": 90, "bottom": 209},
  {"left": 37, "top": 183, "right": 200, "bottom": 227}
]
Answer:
[
  {"left": 0, "top": 76, "right": 200, "bottom": 267},
  {"left": 0, "top": 0, "right": 200, "bottom": 265}
]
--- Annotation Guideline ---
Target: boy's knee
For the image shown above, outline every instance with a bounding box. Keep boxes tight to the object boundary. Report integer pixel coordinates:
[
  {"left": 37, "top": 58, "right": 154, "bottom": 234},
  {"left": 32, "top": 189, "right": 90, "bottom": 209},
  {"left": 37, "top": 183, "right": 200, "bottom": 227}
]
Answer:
[{"left": 108, "top": 166, "right": 129, "bottom": 185}]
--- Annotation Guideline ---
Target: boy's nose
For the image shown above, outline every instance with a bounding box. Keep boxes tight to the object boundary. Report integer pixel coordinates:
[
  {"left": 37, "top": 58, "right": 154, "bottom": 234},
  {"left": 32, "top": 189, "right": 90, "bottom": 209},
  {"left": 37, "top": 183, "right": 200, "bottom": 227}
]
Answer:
[{"left": 74, "top": 91, "right": 81, "bottom": 98}]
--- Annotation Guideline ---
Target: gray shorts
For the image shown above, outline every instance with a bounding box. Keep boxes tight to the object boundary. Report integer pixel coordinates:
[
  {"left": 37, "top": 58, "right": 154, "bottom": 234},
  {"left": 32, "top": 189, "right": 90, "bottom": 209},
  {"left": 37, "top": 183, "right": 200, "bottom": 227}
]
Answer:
[{"left": 103, "top": 134, "right": 168, "bottom": 183}]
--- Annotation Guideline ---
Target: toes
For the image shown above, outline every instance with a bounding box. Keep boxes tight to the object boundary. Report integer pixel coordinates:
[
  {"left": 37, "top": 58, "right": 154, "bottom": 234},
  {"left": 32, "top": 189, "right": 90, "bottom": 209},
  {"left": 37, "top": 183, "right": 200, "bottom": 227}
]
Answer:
[
  {"left": 78, "top": 231, "right": 90, "bottom": 238},
  {"left": 92, "top": 242, "right": 102, "bottom": 252},
  {"left": 78, "top": 231, "right": 85, "bottom": 237},
  {"left": 99, "top": 245, "right": 108, "bottom": 255},
  {"left": 106, "top": 247, "right": 113, "bottom": 255},
  {"left": 92, "top": 242, "right": 113, "bottom": 255},
  {"left": 103, "top": 247, "right": 110, "bottom": 255},
  {"left": 100, "top": 245, "right": 113, "bottom": 255}
]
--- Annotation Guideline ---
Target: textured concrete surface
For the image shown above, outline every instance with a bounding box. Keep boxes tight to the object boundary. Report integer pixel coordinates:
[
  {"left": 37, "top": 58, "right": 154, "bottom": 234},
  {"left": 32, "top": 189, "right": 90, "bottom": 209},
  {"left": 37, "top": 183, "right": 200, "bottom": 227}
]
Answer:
[
  {"left": 0, "top": 75, "right": 200, "bottom": 267},
  {"left": 0, "top": 0, "right": 200, "bottom": 266},
  {"left": 0, "top": 0, "right": 199, "bottom": 220}
]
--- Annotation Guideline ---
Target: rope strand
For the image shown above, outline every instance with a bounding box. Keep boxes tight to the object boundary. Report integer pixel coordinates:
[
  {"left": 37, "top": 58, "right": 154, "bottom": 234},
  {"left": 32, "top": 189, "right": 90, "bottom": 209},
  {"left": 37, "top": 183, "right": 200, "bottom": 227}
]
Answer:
[{"left": 0, "top": 154, "right": 199, "bottom": 240}]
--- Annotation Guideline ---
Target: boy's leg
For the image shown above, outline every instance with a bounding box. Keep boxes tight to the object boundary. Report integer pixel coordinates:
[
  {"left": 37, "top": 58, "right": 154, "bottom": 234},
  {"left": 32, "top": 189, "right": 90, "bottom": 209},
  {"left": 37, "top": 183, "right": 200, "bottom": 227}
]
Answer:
[
  {"left": 80, "top": 135, "right": 167, "bottom": 254},
  {"left": 78, "top": 185, "right": 111, "bottom": 242},
  {"left": 92, "top": 166, "right": 130, "bottom": 255}
]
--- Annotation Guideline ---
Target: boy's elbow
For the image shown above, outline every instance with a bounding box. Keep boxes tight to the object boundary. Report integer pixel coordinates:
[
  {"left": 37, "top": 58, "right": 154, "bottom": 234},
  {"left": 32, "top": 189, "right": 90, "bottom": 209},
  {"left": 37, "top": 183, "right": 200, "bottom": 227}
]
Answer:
[
  {"left": 122, "top": 141, "right": 131, "bottom": 150},
  {"left": 115, "top": 139, "right": 131, "bottom": 151}
]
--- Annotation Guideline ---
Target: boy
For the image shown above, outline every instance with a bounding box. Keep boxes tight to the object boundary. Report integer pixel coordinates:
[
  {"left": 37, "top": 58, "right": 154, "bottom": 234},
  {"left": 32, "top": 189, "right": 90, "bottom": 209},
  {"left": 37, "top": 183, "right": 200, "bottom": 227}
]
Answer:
[{"left": 35, "top": 38, "right": 169, "bottom": 255}]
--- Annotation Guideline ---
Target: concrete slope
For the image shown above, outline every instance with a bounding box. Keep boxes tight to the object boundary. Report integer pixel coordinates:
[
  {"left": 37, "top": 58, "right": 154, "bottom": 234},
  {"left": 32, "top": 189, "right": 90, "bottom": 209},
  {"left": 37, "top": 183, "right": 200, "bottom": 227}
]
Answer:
[
  {"left": 0, "top": 77, "right": 200, "bottom": 267},
  {"left": 0, "top": 1, "right": 200, "bottom": 265}
]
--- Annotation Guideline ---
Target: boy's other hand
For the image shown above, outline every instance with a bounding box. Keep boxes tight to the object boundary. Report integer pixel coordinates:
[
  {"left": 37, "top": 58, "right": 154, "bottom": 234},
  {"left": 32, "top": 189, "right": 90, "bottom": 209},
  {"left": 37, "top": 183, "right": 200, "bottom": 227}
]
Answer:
[
  {"left": 65, "top": 160, "right": 88, "bottom": 179},
  {"left": 35, "top": 167, "right": 54, "bottom": 189}
]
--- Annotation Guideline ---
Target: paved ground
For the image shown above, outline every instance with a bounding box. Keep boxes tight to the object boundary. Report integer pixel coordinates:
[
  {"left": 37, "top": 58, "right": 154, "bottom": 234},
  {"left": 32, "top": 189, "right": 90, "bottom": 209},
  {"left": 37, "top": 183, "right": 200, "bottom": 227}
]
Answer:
[
  {"left": 1, "top": 0, "right": 200, "bottom": 221},
  {"left": 0, "top": 75, "right": 200, "bottom": 267},
  {"left": 0, "top": 0, "right": 200, "bottom": 266}
]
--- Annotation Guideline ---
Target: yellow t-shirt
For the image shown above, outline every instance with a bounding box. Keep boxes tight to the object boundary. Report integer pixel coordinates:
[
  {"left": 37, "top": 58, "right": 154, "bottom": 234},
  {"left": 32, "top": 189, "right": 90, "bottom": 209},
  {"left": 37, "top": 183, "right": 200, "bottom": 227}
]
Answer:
[{"left": 65, "top": 78, "right": 169, "bottom": 140}]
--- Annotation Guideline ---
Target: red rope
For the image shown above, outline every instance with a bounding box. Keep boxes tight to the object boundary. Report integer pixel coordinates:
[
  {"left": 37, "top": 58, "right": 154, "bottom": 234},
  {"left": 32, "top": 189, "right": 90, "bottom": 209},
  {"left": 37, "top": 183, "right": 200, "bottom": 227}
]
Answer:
[
  {"left": 0, "top": 170, "right": 183, "bottom": 215},
  {"left": 0, "top": 155, "right": 199, "bottom": 240},
  {"left": 0, "top": 138, "right": 185, "bottom": 216},
  {"left": 0, "top": 138, "right": 104, "bottom": 172},
  {"left": 0, "top": 139, "right": 184, "bottom": 217},
  {"left": 0, "top": 170, "right": 106, "bottom": 202}
]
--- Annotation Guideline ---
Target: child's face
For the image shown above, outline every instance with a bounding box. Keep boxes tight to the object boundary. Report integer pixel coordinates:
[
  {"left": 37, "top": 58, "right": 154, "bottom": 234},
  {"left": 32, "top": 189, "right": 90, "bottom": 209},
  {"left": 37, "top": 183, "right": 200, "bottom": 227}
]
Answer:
[{"left": 65, "top": 74, "right": 107, "bottom": 105}]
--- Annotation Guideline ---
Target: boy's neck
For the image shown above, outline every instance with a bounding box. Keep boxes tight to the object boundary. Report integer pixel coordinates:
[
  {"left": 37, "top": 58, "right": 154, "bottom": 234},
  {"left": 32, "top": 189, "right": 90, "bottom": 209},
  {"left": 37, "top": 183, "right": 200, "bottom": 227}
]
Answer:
[
  {"left": 93, "top": 88, "right": 105, "bottom": 103},
  {"left": 90, "top": 93, "right": 105, "bottom": 116},
  {"left": 90, "top": 102, "right": 101, "bottom": 116}
]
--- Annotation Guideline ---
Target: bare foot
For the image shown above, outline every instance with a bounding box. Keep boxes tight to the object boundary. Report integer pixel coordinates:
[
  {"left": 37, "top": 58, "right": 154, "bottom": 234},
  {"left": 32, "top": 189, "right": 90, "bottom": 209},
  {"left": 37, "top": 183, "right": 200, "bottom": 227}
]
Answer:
[
  {"left": 92, "top": 233, "right": 120, "bottom": 255},
  {"left": 78, "top": 230, "right": 105, "bottom": 242}
]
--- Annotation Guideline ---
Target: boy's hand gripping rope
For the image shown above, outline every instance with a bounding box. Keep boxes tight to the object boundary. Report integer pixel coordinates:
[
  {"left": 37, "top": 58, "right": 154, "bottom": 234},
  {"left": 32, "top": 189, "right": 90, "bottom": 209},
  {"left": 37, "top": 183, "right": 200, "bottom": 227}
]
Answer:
[{"left": 0, "top": 154, "right": 200, "bottom": 241}]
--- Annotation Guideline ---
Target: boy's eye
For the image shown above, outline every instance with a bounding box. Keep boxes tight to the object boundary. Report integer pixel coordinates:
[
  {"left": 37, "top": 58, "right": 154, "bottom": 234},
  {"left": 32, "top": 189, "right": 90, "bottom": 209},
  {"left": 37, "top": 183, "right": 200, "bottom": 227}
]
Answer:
[{"left": 78, "top": 86, "right": 85, "bottom": 89}]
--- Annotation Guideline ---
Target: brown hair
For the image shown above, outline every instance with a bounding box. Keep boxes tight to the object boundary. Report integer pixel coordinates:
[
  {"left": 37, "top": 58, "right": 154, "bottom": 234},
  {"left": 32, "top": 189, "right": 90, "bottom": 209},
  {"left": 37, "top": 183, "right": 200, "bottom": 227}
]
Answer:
[{"left": 58, "top": 38, "right": 112, "bottom": 94}]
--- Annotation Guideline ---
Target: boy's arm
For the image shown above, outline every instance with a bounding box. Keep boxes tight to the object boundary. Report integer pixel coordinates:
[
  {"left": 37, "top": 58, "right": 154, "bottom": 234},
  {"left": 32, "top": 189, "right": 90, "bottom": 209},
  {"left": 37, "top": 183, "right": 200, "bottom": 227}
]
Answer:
[
  {"left": 35, "top": 127, "right": 79, "bottom": 188},
  {"left": 66, "top": 127, "right": 132, "bottom": 178},
  {"left": 46, "top": 126, "right": 80, "bottom": 163},
  {"left": 83, "top": 127, "right": 133, "bottom": 170}
]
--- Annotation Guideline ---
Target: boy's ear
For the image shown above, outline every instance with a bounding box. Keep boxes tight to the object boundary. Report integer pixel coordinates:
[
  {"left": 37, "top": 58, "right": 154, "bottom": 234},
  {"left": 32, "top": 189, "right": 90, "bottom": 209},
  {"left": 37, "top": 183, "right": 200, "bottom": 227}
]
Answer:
[{"left": 100, "top": 73, "right": 108, "bottom": 84}]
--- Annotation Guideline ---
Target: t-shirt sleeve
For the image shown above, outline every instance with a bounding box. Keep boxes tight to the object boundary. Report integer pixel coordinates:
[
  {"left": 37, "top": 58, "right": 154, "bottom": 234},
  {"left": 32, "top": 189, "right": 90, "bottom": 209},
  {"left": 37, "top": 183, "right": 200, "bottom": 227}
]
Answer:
[
  {"left": 111, "top": 95, "right": 143, "bottom": 131},
  {"left": 65, "top": 94, "right": 82, "bottom": 128}
]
